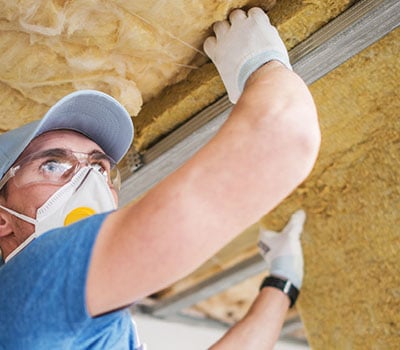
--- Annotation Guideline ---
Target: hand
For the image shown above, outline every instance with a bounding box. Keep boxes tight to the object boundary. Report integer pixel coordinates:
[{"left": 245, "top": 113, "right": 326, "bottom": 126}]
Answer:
[
  {"left": 258, "top": 210, "right": 306, "bottom": 289},
  {"left": 203, "top": 7, "right": 291, "bottom": 104}
]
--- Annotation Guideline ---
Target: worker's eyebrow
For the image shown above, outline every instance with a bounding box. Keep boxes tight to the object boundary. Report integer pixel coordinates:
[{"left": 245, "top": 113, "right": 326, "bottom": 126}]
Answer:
[
  {"left": 88, "top": 151, "right": 117, "bottom": 167},
  {"left": 17, "top": 148, "right": 112, "bottom": 166},
  {"left": 19, "top": 148, "right": 69, "bottom": 163},
  {"left": 37, "top": 148, "right": 69, "bottom": 158},
  {"left": 87, "top": 150, "right": 109, "bottom": 157}
]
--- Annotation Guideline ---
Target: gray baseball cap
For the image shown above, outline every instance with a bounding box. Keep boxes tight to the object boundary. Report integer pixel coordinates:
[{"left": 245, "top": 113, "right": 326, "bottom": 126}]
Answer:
[{"left": 0, "top": 90, "right": 134, "bottom": 181}]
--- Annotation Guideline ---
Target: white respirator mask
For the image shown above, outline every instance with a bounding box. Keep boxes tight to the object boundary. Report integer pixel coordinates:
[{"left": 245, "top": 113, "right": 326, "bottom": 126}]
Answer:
[{"left": 1, "top": 167, "right": 117, "bottom": 262}]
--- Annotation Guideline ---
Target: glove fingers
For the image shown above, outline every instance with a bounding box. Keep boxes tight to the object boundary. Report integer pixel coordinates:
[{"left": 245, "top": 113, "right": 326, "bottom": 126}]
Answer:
[
  {"left": 229, "top": 8, "right": 247, "bottom": 23},
  {"left": 284, "top": 209, "right": 306, "bottom": 237},
  {"left": 203, "top": 6, "right": 291, "bottom": 103},
  {"left": 248, "top": 7, "right": 270, "bottom": 25},
  {"left": 203, "top": 36, "right": 217, "bottom": 57},
  {"left": 213, "top": 20, "right": 230, "bottom": 40}
]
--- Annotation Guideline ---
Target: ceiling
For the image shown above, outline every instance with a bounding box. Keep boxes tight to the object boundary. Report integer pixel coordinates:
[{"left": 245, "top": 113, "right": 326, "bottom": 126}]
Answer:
[{"left": 1, "top": 0, "right": 399, "bottom": 348}]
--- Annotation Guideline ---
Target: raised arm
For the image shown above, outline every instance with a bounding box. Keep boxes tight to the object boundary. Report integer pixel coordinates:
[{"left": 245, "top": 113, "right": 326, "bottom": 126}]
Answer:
[{"left": 86, "top": 8, "right": 320, "bottom": 316}]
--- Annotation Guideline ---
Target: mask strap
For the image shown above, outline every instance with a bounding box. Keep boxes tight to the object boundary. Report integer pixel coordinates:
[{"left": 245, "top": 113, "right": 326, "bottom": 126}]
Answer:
[
  {"left": 0, "top": 204, "right": 38, "bottom": 263},
  {"left": 4, "top": 234, "right": 36, "bottom": 263},
  {"left": 0, "top": 204, "right": 37, "bottom": 225}
]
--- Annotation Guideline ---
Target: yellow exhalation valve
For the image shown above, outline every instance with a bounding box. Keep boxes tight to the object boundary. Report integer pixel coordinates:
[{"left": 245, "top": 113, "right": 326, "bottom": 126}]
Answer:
[{"left": 64, "top": 207, "right": 96, "bottom": 226}]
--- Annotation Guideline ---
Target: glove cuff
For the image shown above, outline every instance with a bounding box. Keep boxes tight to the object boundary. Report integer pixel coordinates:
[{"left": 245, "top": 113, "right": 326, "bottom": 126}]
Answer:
[
  {"left": 270, "top": 256, "right": 303, "bottom": 289},
  {"left": 237, "top": 50, "right": 292, "bottom": 94}
]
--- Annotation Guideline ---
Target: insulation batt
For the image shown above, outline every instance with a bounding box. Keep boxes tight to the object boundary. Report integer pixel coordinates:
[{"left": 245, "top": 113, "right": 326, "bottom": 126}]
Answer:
[{"left": 0, "top": 0, "right": 272, "bottom": 131}]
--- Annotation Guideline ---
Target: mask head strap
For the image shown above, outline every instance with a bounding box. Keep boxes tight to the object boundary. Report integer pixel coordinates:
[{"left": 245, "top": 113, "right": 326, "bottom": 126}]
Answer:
[{"left": 0, "top": 204, "right": 37, "bottom": 225}]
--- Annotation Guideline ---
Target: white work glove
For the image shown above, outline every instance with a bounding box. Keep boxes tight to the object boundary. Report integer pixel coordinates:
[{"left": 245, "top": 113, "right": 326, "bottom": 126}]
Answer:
[
  {"left": 258, "top": 209, "right": 306, "bottom": 289},
  {"left": 203, "top": 7, "right": 291, "bottom": 104}
]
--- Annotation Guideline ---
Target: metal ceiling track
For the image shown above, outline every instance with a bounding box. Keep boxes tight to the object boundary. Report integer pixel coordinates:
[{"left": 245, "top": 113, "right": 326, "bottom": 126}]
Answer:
[{"left": 125, "top": 0, "right": 399, "bottom": 339}]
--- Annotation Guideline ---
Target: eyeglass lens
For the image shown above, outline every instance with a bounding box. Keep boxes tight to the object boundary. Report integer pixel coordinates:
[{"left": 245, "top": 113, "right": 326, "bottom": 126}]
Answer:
[{"left": 8, "top": 148, "right": 120, "bottom": 191}]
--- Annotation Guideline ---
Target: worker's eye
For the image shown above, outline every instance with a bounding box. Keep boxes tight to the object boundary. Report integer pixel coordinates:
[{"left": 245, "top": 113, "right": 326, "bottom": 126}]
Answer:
[
  {"left": 89, "top": 153, "right": 112, "bottom": 175},
  {"left": 89, "top": 162, "right": 107, "bottom": 174},
  {"left": 39, "top": 160, "right": 73, "bottom": 179}
]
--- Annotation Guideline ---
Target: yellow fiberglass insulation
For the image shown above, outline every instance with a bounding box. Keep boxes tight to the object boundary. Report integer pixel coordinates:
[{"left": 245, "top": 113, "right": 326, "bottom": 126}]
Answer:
[{"left": 0, "top": 0, "right": 274, "bottom": 131}]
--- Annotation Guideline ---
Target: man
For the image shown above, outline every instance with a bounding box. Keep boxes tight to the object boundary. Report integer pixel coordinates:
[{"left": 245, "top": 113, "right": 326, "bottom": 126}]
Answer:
[{"left": 0, "top": 7, "right": 320, "bottom": 349}]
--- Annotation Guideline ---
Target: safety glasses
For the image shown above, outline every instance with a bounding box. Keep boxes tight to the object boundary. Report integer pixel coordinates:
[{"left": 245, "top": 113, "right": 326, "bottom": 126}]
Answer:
[{"left": 0, "top": 148, "right": 121, "bottom": 192}]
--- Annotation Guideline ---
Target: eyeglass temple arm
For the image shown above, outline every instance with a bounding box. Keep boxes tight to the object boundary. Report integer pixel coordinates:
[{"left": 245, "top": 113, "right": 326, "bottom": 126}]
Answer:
[{"left": 0, "top": 166, "right": 20, "bottom": 191}]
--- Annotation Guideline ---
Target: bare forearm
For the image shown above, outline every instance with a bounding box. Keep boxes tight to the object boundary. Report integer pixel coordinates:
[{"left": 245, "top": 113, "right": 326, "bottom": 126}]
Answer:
[{"left": 210, "top": 287, "right": 290, "bottom": 350}]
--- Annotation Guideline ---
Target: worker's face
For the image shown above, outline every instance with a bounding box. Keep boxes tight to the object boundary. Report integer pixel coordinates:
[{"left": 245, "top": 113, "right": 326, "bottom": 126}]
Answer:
[{"left": 0, "top": 130, "right": 119, "bottom": 243}]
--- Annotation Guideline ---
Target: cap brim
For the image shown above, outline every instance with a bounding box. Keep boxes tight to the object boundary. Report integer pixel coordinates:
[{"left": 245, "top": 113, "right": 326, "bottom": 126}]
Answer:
[{"left": 0, "top": 90, "right": 134, "bottom": 180}]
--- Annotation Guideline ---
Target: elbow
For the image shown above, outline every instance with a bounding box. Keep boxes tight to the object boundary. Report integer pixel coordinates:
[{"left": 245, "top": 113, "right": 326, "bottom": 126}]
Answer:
[
  {"left": 286, "top": 105, "right": 321, "bottom": 183},
  {"left": 260, "top": 99, "right": 321, "bottom": 187},
  {"left": 296, "top": 124, "right": 321, "bottom": 181}
]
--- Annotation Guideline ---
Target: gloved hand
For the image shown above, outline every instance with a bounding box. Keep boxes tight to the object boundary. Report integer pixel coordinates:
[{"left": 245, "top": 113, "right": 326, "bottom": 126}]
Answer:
[
  {"left": 258, "top": 209, "right": 306, "bottom": 289},
  {"left": 203, "top": 7, "right": 291, "bottom": 104}
]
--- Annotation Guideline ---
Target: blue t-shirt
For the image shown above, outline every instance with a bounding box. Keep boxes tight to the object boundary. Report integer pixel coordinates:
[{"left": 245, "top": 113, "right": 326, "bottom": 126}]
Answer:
[{"left": 0, "top": 213, "right": 141, "bottom": 349}]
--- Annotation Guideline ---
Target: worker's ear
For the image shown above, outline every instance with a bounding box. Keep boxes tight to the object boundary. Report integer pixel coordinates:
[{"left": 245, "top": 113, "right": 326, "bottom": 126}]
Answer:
[{"left": 0, "top": 209, "right": 13, "bottom": 238}]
